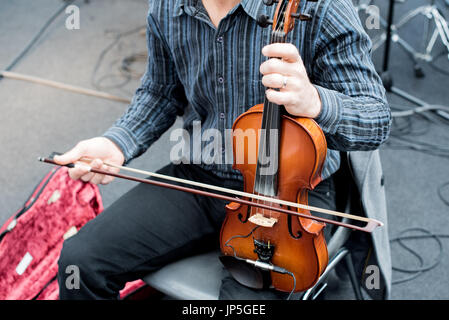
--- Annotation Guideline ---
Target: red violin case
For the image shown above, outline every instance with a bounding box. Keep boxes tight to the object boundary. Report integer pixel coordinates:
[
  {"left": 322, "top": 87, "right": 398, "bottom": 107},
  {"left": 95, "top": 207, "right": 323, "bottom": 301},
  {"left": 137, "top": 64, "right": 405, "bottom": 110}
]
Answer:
[{"left": 0, "top": 166, "right": 148, "bottom": 300}]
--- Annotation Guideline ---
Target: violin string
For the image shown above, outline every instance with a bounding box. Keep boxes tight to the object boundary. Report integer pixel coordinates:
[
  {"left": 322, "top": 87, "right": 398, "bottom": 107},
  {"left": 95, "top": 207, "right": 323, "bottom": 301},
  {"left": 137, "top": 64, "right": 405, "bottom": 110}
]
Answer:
[
  {"left": 266, "top": 1, "right": 288, "bottom": 218},
  {"left": 262, "top": 4, "right": 282, "bottom": 218},
  {"left": 264, "top": 19, "right": 279, "bottom": 218},
  {"left": 265, "top": 12, "right": 279, "bottom": 217},
  {"left": 256, "top": 5, "right": 280, "bottom": 220},
  {"left": 273, "top": 3, "right": 292, "bottom": 219},
  {"left": 255, "top": 24, "right": 271, "bottom": 218}
]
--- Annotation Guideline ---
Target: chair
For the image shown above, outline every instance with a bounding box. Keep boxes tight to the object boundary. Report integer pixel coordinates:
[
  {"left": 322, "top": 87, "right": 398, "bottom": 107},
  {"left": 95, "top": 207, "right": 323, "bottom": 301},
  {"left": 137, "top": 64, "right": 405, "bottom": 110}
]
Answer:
[{"left": 143, "top": 156, "right": 364, "bottom": 300}]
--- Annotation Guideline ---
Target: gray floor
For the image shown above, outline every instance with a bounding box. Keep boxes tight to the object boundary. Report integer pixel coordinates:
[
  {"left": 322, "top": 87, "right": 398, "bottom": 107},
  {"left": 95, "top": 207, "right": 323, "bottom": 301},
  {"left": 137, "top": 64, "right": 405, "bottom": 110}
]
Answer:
[{"left": 0, "top": 0, "right": 448, "bottom": 299}]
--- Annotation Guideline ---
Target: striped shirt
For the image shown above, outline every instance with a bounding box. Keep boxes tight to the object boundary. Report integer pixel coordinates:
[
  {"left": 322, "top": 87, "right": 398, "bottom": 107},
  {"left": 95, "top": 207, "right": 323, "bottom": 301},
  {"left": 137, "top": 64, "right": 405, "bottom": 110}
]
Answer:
[{"left": 103, "top": 0, "right": 391, "bottom": 182}]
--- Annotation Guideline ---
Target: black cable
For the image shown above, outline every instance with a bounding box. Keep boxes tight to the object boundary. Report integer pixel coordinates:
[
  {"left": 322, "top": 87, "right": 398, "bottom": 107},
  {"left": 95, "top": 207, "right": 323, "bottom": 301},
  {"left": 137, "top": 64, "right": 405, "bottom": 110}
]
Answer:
[
  {"left": 389, "top": 114, "right": 431, "bottom": 137},
  {"left": 120, "top": 53, "right": 147, "bottom": 78},
  {"left": 391, "top": 104, "right": 449, "bottom": 119},
  {"left": 390, "top": 228, "right": 446, "bottom": 285},
  {"left": 223, "top": 226, "right": 260, "bottom": 262},
  {"left": 385, "top": 101, "right": 449, "bottom": 157},
  {"left": 384, "top": 97, "right": 449, "bottom": 286},
  {"left": 223, "top": 226, "right": 296, "bottom": 300},
  {"left": 438, "top": 181, "right": 449, "bottom": 206},
  {"left": 285, "top": 271, "right": 296, "bottom": 300},
  {"left": 0, "top": 0, "right": 75, "bottom": 78},
  {"left": 385, "top": 136, "right": 449, "bottom": 157},
  {"left": 90, "top": 26, "right": 146, "bottom": 91}
]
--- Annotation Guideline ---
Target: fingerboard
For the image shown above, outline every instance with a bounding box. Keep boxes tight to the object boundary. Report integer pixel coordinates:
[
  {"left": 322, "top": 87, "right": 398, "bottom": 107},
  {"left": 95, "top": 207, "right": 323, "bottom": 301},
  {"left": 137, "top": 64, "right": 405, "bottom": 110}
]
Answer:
[{"left": 253, "top": 24, "right": 287, "bottom": 197}]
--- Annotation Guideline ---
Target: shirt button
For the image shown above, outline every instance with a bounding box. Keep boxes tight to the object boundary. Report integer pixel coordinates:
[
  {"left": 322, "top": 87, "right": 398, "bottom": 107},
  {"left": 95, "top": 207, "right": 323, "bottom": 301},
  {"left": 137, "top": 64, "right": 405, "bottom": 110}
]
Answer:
[
  {"left": 220, "top": 112, "right": 225, "bottom": 119},
  {"left": 217, "top": 36, "right": 223, "bottom": 43},
  {"left": 218, "top": 76, "right": 224, "bottom": 84}
]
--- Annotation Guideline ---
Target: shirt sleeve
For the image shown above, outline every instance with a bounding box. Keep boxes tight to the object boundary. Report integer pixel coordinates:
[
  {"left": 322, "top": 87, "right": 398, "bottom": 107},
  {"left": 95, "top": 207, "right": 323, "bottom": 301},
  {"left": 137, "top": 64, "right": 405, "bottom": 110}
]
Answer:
[
  {"left": 103, "top": 12, "right": 186, "bottom": 163},
  {"left": 311, "top": 0, "right": 392, "bottom": 151}
]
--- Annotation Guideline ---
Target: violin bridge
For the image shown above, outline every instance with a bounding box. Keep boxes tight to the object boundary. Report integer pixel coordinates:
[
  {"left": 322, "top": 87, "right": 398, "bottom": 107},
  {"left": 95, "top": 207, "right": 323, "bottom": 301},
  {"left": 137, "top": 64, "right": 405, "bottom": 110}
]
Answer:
[{"left": 248, "top": 213, "right": 277, "bottom": 228}]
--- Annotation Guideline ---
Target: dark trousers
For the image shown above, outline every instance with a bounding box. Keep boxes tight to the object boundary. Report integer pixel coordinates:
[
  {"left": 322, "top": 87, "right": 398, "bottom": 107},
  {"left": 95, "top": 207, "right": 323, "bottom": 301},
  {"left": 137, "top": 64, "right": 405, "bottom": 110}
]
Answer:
[{"left": 57, "top": 163, "right": 337, "bottom": 300}]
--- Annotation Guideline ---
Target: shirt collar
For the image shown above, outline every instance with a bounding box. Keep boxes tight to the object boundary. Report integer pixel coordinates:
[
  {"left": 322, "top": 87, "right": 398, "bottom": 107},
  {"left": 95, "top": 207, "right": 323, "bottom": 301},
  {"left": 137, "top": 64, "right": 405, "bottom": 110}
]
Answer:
[
  {"left": 173, "top": 0, "right": 193, "bottom": 17},
  {"left": 240, "top": 0, "right": 264, "bottom": 21},
  {"left": 173, "top": 0, "right": 264, "bottom": 21}
]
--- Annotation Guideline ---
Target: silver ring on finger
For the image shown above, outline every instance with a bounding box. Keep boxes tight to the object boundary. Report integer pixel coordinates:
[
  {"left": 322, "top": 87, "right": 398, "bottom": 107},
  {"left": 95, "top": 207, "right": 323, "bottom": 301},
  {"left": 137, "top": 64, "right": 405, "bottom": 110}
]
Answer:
[{"left": 282, "top": 76, "right": 288, "bottom": 89}]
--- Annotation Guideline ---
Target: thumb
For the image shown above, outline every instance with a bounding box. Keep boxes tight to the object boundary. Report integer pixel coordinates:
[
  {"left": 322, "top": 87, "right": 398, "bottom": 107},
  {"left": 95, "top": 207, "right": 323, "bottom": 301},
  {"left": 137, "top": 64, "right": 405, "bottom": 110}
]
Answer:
[{"left": 54, "top": 144, "right": 84, "bottom": 165}]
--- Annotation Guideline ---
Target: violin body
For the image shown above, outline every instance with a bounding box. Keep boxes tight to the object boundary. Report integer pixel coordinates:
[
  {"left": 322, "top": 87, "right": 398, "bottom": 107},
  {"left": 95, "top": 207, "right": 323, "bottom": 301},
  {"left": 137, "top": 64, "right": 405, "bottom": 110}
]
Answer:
[{"left": 219, "top": 104, "right": 329, "bottom": 292}]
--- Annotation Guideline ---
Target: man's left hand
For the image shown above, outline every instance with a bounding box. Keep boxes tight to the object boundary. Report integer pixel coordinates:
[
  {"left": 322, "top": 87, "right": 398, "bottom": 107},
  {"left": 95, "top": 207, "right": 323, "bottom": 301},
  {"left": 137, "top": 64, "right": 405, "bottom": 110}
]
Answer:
[{"left": 260, "top": 43, "right": 322, "bottom": 118}]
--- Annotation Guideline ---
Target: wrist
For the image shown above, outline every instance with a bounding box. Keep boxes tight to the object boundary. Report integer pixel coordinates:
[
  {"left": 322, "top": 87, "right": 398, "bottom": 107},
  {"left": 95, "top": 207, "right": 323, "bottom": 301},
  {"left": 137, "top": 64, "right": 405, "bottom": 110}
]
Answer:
[
  {"left": 105, "top": 138, "right": 125, "bottom": 160},
  {"left": 313, "top": 85, "right": 343, "bottom": 134},
  {"left": 311, "top": 85, "right": 323, "bottom": 119},
  {"left": 103, "top": 126, "right": 139, "bottom": 164}
]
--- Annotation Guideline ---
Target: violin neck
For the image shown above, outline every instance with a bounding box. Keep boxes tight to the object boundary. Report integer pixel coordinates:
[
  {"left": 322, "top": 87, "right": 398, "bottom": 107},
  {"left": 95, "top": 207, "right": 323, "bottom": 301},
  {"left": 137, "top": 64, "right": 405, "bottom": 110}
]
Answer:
[{"left": 253, "top": 29, "right": 288, "bottom": 197}]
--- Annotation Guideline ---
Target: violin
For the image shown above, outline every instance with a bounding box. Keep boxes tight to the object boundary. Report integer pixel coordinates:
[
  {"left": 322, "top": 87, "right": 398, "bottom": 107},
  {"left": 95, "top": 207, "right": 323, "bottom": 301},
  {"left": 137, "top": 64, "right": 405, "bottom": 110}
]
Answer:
[{"left": 220, "top": 0, "right": 330, "bottom": 294}]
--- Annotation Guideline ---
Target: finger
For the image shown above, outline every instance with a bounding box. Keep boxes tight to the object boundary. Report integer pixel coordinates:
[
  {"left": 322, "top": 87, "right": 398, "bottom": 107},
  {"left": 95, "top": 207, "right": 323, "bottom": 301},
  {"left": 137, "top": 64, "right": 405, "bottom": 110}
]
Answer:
[
  {"left": 90, "top": 158, "right": 103, "bottom": 169},
  {"left": 101, "top": 175, "right": 115, "bottom": 185},
  {"left": 80, "top": 172, "right": 95, "bottom": 182},
  {"left": 262, "top": 43, "right": 301, "bottom": 63},
  {"left": 54, "top": 143, "right": 85, "bottom": 165},
  {"left": 90, "top": 174, "right": 105, "bottom": 185},
  {"left": 262, "top": 74, "right": 292, "bottom": 89},
  {"left": 79, "top": 159, "right": 102, "bottom": 183},
  {"left": 69, "top": 165, "right": 91, "bottom": 180},
  {"left": 265, "top": 89, "right": 294, "bottom": 106},
  {"left": 260, "top": 58, "right": 299, "bottom": 76},
  {"left": 87, "top": 159, "right": 104, "bottom": 184},
  {"left": 90, "top": 164, "right": 108, "bottom": 185},
  {"left": 100, "top": 166, "right": 119, "bottom": 185}
]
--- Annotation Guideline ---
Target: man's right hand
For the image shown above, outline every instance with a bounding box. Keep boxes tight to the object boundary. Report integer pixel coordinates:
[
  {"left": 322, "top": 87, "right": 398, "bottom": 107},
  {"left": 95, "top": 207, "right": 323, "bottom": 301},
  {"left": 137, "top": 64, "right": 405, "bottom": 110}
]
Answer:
[{"left": 54, "top": 137, "right": 125, "bottom": 185}]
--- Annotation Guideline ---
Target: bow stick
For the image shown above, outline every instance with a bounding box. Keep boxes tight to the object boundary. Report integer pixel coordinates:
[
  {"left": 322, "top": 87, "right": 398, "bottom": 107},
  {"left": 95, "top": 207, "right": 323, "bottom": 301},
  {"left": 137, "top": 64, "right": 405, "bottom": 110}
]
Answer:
[{"left": 38, "top": 156, "right": 383, "bottom": 233}]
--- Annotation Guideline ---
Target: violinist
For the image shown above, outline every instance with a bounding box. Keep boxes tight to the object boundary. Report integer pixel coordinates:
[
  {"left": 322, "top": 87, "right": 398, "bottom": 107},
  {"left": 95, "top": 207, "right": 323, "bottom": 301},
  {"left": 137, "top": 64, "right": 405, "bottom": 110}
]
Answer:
[{"left": 54, "top": 0, "right": 391, "bottom": 300}]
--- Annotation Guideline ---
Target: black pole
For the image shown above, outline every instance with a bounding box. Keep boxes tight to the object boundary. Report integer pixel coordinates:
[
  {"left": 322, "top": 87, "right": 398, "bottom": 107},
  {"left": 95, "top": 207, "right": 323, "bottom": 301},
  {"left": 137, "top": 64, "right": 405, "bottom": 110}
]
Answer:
[{"left": 382, "top": 0, "right": 396, "bottom": 72}]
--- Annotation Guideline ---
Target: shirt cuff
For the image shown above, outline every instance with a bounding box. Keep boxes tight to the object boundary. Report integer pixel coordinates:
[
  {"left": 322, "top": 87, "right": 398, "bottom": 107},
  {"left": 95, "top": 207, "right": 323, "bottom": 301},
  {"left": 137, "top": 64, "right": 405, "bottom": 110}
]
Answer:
[
  {"left": 103, "top": 126, "right": 139, "bottom": 164},
  {"left": 314, "top": 85, "right": 343, "bottom": 135}
]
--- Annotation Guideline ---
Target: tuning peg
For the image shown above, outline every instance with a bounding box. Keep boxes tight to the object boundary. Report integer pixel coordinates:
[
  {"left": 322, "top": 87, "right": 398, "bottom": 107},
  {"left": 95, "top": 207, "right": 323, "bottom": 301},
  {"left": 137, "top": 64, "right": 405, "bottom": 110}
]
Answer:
[
  {"left": 257, "top": 14, "right": 273, "bottom": 28},
  {"left": 263, "top": 0, "right": 278, "bottom": 6},
  {"left": 291, "top": 13, "right": 312, "bottom": 21}
]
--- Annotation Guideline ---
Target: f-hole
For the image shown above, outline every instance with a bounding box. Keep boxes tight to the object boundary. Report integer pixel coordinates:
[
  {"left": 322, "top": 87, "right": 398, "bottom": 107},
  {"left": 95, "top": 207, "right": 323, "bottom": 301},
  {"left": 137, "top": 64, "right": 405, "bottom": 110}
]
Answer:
[
  {"left": 238, "top": 203, "right": 251, "bottom": 223},
  {"left": 286, "top": 206, "right": 302, "bottom": 239}
]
